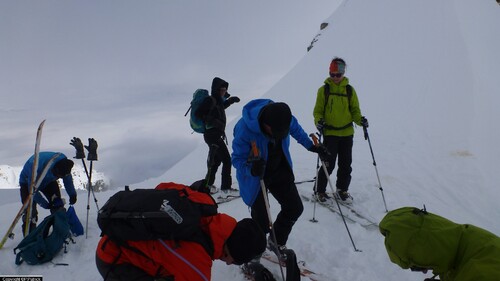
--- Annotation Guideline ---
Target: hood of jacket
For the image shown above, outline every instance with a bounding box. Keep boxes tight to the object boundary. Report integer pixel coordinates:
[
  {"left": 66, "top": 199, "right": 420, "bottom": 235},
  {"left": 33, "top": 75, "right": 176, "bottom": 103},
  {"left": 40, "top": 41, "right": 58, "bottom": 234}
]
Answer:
[
  {"left": 211, "top": 77, "right": 229, "bottom": 102},
  {"left": 241, "top": 99, "right": 273, "bottom": 135},
  {"left": 380, "top": 207, "right": 500, "bottom": 280}
]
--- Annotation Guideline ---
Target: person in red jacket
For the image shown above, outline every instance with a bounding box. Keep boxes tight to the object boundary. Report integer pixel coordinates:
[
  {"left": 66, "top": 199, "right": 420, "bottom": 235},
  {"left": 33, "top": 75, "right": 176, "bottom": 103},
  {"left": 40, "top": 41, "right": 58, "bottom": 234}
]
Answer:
[{"left": 96, "top": 184, "right": 266, "bottom": 281}]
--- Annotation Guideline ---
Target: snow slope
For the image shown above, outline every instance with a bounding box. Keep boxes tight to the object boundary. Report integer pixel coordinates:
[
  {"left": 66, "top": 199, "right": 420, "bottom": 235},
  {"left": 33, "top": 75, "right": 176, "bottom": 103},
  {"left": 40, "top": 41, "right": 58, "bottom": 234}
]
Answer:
[{"left": 0, "top": 0, "right": 499, "bottom": 280}]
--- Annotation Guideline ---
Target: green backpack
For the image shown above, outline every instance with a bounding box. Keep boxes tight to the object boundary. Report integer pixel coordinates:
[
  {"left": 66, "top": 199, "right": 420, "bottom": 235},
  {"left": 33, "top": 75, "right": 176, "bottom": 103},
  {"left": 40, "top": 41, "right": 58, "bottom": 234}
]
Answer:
[
  {"left": 14, "top": 209, "right": 71, "bottom": 265},
  {"left": 184, "top": 89, "right": 215, "bottom": 133}
]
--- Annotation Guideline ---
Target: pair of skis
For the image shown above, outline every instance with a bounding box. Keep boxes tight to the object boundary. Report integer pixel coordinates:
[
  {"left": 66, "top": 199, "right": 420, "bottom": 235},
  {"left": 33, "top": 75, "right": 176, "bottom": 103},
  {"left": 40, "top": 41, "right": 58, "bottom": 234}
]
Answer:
[
  {"left": 298, "top": 189, "right": 378, "bottom": 229},
  {"left": 0, "top": 120, "right": 57, "bottom": 249}
]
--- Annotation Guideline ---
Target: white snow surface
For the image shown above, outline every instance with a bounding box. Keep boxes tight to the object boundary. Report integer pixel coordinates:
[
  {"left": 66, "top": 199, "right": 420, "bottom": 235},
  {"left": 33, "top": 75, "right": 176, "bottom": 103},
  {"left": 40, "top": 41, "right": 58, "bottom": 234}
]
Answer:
[{"left": 1, "top": 0, "right": 500, "bottom": 280}]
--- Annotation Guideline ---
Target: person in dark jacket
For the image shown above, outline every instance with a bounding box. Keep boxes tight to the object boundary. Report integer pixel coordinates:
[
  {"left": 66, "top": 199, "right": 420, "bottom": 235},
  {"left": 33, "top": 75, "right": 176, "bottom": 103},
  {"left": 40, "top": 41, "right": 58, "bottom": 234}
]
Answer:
[
  {"left": 96, "top": 182, "right": 266, "bottom": 281},
  {"left": 18, "top": 151, "right": 77, "bottom": 235},
  {"left": 195, "top": 77, "right": 240, "bottom": 198},
  {"left": 232, "top": 100, "right": 328, "bottom": 261}
]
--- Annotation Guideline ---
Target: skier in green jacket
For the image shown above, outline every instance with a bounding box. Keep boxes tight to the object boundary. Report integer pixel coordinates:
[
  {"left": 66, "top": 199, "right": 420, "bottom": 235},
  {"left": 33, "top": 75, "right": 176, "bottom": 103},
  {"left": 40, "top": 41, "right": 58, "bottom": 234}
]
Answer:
[
  {"left": 380, "top": 206, "right": 500, "bottom": 281},
  {"left": 312, "top": 57, "right": 368, "bottom": 203}
]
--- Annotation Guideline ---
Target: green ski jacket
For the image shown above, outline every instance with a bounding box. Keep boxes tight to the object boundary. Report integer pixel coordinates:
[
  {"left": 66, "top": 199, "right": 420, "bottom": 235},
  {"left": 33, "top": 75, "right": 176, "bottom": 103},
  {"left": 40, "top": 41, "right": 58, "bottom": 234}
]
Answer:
[
  {"left": 379, "top": 207, "right": 500, "bottom": 281},
  {"left": 313, "top": 77, "right": 362, "bottom": 137}
]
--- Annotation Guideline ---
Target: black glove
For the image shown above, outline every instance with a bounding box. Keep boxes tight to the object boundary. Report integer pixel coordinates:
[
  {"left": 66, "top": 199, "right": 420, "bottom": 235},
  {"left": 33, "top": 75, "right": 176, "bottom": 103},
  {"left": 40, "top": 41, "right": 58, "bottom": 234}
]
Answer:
[
  {"left": 250, "top": 158, "right": 266, "bottom": 178},
  {"left": 70, "top": 137, "right": 85, "bottom": 159},
  {"left": 69, "top": 195, "right": 77, "bottom": 205},
  {"left": 309, "top": 144, "right": 330, "bottom": 161},
  {"left": 316, "top": 119, "right": 325, "bottom": 133},
  {"left": 85, "top": 138, "right": 98, "bottom": 161},
  {"left": 227, "top": 96, "right": 240, "bottom": 104},
  {"left": 361, "top": 116, "right": 369, "bottom": 128}
]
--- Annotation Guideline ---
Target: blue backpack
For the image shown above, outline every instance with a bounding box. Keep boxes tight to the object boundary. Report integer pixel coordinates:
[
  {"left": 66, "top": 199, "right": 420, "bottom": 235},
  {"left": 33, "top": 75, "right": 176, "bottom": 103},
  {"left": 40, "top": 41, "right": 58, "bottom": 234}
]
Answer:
[
  {"left": 185, "top": 89, "right": 214, "bottom": 133},
  {"left": 14, "top": 209, "right": 71, "bottom": 265}
]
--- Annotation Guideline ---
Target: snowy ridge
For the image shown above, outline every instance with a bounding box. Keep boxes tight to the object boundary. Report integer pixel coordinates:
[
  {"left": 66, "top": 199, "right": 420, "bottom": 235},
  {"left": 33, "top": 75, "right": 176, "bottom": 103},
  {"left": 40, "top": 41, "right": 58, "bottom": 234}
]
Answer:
[
  {"left": 0, "top": 0, "right": 499, "bottom": 280},
  {"left": 0, "top": 164, "right": 110, "bottom": 190}
]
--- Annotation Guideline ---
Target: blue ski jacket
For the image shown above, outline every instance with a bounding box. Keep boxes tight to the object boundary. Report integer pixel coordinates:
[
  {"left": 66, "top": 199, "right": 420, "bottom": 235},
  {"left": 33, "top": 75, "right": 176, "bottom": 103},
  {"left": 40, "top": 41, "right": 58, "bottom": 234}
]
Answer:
[
  {"left": 19, "top": 152, "right": 76, "bottom": 209},
  {"left": 232, "top": 99, "right": 314, "bottom": 206}
]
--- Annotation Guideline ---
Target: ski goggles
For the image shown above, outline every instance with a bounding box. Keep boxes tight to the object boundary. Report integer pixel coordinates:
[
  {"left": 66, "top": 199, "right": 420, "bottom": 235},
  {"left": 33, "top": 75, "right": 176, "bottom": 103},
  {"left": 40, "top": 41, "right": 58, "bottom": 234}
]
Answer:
[{"left": 329, "top": 72, "right": 344, "bottom": 78}]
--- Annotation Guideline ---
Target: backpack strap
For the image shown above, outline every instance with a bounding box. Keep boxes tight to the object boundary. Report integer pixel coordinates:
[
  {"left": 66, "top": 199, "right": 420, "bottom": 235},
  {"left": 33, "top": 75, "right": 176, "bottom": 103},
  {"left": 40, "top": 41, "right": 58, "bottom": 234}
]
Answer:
[
  {"left": 322, "top": 83, "right": 354, "bottom": 130},
  {"left": 323, "top": 83, "right": 352, "bottom": 105},
  {"left": 202, "top": 96, "right": 217, "bottom": 130}
]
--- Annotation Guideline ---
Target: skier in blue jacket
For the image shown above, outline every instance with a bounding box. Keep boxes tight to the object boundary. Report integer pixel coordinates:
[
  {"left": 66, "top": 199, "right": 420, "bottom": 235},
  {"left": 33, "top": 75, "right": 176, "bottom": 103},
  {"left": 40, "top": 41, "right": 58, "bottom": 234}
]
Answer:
[
  {"left": 232, "top": 100, "right": 328, "bottom": 261},
  {"left": 19, "top": 152, "right": 77, "bottom": 235}
]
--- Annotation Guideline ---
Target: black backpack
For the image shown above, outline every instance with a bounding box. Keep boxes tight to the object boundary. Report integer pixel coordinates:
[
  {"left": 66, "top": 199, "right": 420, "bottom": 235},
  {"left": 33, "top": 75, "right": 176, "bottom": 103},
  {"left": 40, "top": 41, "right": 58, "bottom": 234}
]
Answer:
[{"left": 97, "top": 183, "right": 218, "bottom": 255}]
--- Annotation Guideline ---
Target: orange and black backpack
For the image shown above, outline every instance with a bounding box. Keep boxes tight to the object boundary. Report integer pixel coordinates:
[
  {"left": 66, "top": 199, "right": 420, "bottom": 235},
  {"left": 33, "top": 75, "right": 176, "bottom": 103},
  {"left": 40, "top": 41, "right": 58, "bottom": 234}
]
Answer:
[{"left": 97, "top": 182, "right": 218, "bottom": 256}]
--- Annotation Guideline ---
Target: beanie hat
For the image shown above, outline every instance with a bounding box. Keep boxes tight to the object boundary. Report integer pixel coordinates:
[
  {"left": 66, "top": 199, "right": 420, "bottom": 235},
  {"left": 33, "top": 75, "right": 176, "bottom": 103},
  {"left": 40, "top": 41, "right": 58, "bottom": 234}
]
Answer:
[
  {"left": 53, "top": 158, "right": 74, "bottom": 177},
  {"left": 259, "top": 102, "right": 292, "bottom": 139},
  {"left": 329, "top": 59, "right": 346, "bottom": 74},
  {"left": 226, "top": 218, "right": 266, "bottom": 265}
]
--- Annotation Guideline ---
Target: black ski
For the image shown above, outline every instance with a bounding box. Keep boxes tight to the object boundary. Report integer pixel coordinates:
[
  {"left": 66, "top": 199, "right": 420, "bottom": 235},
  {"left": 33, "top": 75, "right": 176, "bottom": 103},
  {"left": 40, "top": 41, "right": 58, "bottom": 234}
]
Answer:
[
  {"left": 294, "top": 178, "right": 315, "bottom": 185},
  {"left": 261, "top": 250, "right": 332, "bottom": 281},
  {"left": 241, "top": 261, "right": 277, "bottom": 281}
]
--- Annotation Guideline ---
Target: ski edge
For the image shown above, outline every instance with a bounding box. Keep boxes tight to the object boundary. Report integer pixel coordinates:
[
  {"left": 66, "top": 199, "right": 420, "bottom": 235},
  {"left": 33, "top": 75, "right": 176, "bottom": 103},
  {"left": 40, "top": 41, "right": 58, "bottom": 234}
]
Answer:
[{"left": 24, "top": 120, "right": 46, "bottom": 236}]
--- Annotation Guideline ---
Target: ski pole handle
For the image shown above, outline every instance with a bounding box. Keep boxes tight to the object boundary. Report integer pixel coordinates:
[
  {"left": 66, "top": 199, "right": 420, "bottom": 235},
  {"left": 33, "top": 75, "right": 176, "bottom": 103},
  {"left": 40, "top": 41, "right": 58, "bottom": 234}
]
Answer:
[
  {"left": 363, "top": 125, "right": 368, "bottom": 140},
  {"left": 309, "top": 133, "right": 319, "bottom": 146},
  {"left": 251, "top": 141, "right": 259, "bottom": 158}
]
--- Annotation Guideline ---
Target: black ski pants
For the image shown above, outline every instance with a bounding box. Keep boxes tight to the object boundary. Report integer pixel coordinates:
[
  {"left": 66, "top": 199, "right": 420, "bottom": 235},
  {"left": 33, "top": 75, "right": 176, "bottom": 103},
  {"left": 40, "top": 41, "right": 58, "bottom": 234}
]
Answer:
[
  {"left": 203, "top": 129, "right": 232, "bottom": 190},
  {"left": 251, "top": 168, "right": 303, "bottom": 247},
  {"left": 20, "top": 180, "right": 61, "bottom": 235},
  {"left": 315, "top": 135, "right": 353, "bottom": 194}
]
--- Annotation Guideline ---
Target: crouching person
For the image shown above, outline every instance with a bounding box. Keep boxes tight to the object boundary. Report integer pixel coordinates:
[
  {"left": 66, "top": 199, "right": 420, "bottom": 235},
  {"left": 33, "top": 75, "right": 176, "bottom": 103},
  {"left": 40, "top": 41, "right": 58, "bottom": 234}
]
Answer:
[
  {"left": 95, "top": 182, "right": 266, "bottom": 281},
  {"left": 379, "top": 206, "right": 500, "bottom": 281},
  {"left": 19, "top": 152, "right": 76, "bottom": 236}
]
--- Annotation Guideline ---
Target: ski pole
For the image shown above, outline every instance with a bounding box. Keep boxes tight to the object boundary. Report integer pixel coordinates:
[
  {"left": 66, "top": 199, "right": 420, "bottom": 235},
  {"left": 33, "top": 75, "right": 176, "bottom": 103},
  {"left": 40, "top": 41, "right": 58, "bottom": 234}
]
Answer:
[
  {"left": 183, "top": 105, "right": 192, "bottom": 117},
  {"left": 81, "top": 158, "right": 100, "bottom": 211},
  {"left": 88, "top": 161, "right": 99, "bottom": 210},
  {"left": 310, "top": 132, "right": 322, "bottom": 223},
  {"left": 84, "top": 138, "right": 100, "bottom": 239},
  {"left": 310, "top": 134, "right": 361, "bottom": 252},
  {"left": 363, "top": 125, "right": 388, "bottom": 212},
  {"left": 85, "top": 161, "right": 93, "bottom": 239},
  {"left": 251, "top": 141, "right": 286, "bottom": 281}
]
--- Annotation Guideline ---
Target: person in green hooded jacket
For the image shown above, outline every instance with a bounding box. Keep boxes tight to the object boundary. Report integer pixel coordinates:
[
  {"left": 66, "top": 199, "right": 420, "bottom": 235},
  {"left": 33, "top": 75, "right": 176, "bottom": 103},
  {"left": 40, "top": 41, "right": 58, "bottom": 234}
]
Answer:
[
  {"left": 379, "top": 206, "right": 500, "bottom": 281},
  {"left": 312, "top": 57, "right": 368, "bottom": 203}
]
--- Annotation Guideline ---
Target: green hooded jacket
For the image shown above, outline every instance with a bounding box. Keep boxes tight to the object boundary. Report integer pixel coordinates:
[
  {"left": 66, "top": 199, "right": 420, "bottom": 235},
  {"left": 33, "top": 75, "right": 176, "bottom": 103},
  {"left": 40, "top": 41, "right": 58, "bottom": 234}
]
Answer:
[
  {"left": 379, "top": 207, "right": 500, "bottom": 281},
  {"left": 313, "top": 77, "right": 362, "bottom": 137}
]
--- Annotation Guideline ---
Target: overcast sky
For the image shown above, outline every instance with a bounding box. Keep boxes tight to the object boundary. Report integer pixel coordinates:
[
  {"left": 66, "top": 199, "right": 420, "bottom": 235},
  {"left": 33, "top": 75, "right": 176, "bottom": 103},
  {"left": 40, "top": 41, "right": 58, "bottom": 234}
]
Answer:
[
  {"left": 0, "top": 1, "right": 338, "bottom": 187},
  {"left": 1, "top": 1, "right": 499, "bottom": 279}
]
